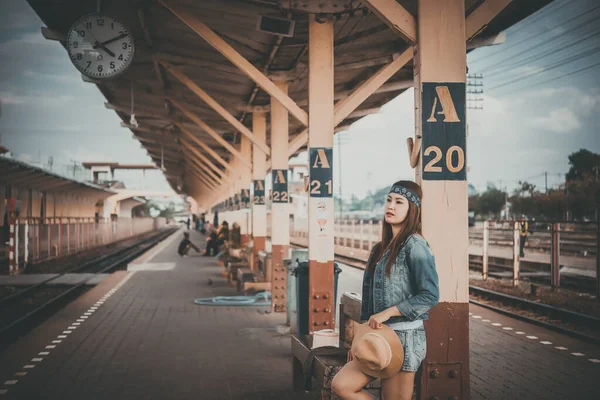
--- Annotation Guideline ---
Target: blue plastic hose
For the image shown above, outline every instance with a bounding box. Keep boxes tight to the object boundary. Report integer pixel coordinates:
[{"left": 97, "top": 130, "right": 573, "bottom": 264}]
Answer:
[{"left": 193, "top": 291, "right": 271, "bottom": 306}]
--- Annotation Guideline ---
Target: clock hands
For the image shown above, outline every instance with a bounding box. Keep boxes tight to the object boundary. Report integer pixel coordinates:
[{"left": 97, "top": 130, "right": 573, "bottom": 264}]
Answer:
[
  {"left": 95, "top": 42, "right": 116, "bottom": 57},
  {"left": 81, "top": 23, "right": 115, "bottom": 58},
  {"left": 93, "top": 33, "right": 128, "bottom": 49}
]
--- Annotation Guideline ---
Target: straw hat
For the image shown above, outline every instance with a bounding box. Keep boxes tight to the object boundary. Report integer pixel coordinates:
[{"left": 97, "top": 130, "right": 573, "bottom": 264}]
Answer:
[{"left": 350, "top": 323, "right": 404, "bottom": 379}]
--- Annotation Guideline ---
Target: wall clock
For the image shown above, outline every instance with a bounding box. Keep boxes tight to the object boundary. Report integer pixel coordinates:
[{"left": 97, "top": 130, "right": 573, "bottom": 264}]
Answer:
[{"left": 66, "top": 13, "right": 135, "bottom": 79}]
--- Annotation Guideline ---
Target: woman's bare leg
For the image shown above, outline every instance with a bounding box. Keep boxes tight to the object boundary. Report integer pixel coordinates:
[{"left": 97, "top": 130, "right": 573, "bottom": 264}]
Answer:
[
  {"left": 381, "top": 371, "right": 416, "bottom": 400},
  {"left": 331, "top": 361, "right": 376, "bottom": 400}
]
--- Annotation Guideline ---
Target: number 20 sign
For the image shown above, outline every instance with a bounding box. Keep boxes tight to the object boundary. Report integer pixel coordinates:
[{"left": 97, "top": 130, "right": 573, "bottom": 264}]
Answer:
[{"left": 421, "top": 82, "right": 466, "bottom": 181}]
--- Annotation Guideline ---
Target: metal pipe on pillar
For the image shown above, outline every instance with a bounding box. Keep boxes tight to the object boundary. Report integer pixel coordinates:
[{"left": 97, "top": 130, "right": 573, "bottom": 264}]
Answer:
[
  {"left": 270, "top": 80, "right": 290, "bottom": 313},
  {"left": 416, "top": 0, "right": 470, "bottom": 398},
  {"left": 307, "top": 14, "right": 335, "bottom": 333},
  {"left": 251, "top": 111, "right": 267, "bottom": 272}
]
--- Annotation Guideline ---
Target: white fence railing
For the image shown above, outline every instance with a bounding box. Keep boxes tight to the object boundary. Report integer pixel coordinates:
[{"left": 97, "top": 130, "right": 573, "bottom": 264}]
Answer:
[{"left": 5, "top": 217, "right": 169, "bottom": 273}]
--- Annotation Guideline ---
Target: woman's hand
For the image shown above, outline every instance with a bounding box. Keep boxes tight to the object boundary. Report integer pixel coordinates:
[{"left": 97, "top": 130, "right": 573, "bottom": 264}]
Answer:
[{"left": 367, "top": 311, "right": 390, "bottom": 329}]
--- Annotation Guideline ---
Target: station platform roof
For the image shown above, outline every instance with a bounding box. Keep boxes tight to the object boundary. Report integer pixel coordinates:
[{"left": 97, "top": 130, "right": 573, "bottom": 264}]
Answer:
[
  {"left": 26, "top": 0, "right": 552, "bottom": 195},
  {"left": 0, "top": 155, "right": 115, "bottom": 195}
]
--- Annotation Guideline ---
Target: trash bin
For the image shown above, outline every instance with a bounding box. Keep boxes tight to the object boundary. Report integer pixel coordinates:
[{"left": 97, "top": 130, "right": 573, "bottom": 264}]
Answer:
[
  {"left": 293, "top": 261, "right": 342, "bottom": 336},
  {"left": 286, "top": 249, "right": 309, "bottom": 329}
]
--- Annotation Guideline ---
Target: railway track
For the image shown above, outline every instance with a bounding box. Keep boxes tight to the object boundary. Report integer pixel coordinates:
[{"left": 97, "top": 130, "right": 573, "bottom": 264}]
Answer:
[
  {"left": 469, "top": 286, "right": 600, "bottom": 345},
  {"left": 0, "top": 228, "right": 176, "bottom": 350},
  {"left": 289, "top": 242, "right": 600, "bottom": 344}
]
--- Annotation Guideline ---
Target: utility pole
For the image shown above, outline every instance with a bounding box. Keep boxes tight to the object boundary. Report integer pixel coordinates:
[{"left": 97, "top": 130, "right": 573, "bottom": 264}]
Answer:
[
  {"left": 595, "top": 166, "right": 599, "bottom": 222},
  {"left": 466, "top": 73, "right": 484, "bottom": 110},
  {"left": 337, "top": 133, "right": 343, "bottom": 221},
  {"left": 545, "top": 171, "right": 548, "bottom": 193},
  {"left": 565, "top": 175, "right": 570, "bottom": 221},
  {"left": 505, "top": 186, "right": 509, "bottom": 220}
]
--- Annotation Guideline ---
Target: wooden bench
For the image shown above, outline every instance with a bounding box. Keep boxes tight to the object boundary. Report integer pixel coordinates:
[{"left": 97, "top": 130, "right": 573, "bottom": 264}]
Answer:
[
  {"left": 230, "top": 250, "right": 270, "bottom": 294},
  {"left": 291, "top": 292, "right": 382, "bottom": 399}
]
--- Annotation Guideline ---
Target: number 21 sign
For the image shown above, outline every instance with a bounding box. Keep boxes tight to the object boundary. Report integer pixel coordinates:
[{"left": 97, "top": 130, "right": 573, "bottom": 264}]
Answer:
[
  {"left": 309, "top": 148, "right": 333, "bottom": 198},
  {"left": 421, "top": 82, "right": 466, "bottom": 181}
]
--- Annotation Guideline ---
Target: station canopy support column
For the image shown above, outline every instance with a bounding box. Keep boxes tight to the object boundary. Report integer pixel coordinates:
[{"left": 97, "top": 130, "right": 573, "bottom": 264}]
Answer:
[
  {"left": 240, "top": 134, "right": 252, "bottom": 245},
  {"left": 416, "top": 0, "right": 469, "bottom": 398},
  {"left": 251, "top": 111, "right": 267, "bottom": 272},
  {"left": 307, "top": 15, "right": 335, "bottom": 332},
  {"left": 270, "top": 80, "right": 290, "bottom": 313}
]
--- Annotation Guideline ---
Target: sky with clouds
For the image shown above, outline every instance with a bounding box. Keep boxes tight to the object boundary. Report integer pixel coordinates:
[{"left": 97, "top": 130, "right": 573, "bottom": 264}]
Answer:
[{"left": 1, "top": 0, "right": 599, "bottom": 200}]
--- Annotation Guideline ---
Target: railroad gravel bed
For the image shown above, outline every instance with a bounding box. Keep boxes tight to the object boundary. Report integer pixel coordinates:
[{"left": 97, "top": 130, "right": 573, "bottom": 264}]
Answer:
[
  {"left": 469, "top": 275, "right": 600, "bottom": 317},
  {"left": 470, "top": 275, "right": 600, "bottom": 340}
]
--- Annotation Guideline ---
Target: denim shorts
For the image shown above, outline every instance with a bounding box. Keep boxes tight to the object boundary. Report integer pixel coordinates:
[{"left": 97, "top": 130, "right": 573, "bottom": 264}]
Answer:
[{"left": 394, "top": 326, "right": 427, "bottom": 372}]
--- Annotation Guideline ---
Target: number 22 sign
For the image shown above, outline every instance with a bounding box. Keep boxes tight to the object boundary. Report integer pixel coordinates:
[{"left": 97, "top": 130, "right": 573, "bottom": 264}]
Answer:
[{"left": 421, "top": 82, "right": 466, "bottom": 181}]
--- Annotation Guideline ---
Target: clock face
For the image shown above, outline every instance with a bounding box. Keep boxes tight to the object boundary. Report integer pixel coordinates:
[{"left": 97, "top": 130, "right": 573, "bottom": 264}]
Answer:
[{"left": 66, "top": 13, "right": 135, "bottom": 79}]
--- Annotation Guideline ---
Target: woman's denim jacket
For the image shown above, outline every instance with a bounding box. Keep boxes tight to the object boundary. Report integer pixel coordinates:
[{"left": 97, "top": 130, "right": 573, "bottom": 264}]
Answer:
[{"left": 360, "top": 234, "right": 440, "bottom": 323}]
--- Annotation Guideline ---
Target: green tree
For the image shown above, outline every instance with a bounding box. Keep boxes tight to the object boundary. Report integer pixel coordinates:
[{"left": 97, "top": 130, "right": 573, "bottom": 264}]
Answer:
[
  {"left": 566, "top": 149, "right": 600, "bottom": 220},
  {"left": 475, "top": 187, "right": 506, "bottom": 217},
  {"left": 566, "top": 149, "right": 600, "bottom": 181},
  {"left": 144, "top": 200, "right": 176, "bottom": 219},
  {"left": 537, "top": 189, "right": 567, "bottom": 220},
  {"left": 513, "top": 181, "right": 537, "bottom": 197}
]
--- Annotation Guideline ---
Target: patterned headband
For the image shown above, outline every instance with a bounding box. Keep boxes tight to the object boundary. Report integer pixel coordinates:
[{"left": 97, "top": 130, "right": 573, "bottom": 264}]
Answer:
[{"left": 388, "top": 184, "right": 421, "bottom": 207}]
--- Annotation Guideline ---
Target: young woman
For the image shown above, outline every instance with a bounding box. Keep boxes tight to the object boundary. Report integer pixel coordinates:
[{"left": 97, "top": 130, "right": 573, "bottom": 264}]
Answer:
[{"left": 332, "top": 180, "right": 440, "bottom": 400}]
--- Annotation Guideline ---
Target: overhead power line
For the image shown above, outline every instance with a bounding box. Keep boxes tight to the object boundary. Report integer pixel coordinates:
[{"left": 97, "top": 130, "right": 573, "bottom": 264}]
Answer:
[
  {"left": 469, "top": 2, "right": 600, "bottom": 69},
  {"left": 483, "top": 23, "right": 600, "bottom": 78},
  {"left": 488, "top": 43, "right": 600, "bottom": 92},
  {"left": 495, "top": 58, "right": 600, "bottom": 96}
]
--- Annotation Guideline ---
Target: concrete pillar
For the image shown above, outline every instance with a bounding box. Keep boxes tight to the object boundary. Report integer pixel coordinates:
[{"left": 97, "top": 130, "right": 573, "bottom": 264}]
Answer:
[
  {"left": 270, "top": 80, "right": 290, "bottom": 313},
  {"left": 240, "top": 135, "right": 252, "bottom": 244},
  {"left": 416, "top": 0, "right": 469, "bottom": 398},
  {"left": 252, "top": 111, "right": 267, "bottom": 269},
  {"left": 307, "top": 14, "right": 335, "bottom": 333}
]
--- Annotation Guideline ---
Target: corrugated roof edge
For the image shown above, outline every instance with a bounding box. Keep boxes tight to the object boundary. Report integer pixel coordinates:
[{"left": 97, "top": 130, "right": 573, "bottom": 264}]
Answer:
[{"left": 0, "top": 155, "right": 117, "bottom": 194}]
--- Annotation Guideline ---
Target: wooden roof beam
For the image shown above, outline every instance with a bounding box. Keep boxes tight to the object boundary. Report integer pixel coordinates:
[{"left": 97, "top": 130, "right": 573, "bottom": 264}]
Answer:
[
  {"left": 288, "top": 47, "right": 413, "bottom": 157},
  {"left": 183, "top": 149, "right": 225, "bottom": 186},
  {"left": 174, "top": 122, "right": 234, "bottom": 173},
  {"left": 347, "top": 107, "right": 382, "bottom": 119},
  {"left": 334, "top": 48, "right": 413, "bottom": 126},
  {"left": 157, "top": 0, "right": 308, "bottom": 127},
  {"left": 365, "top": 0, "right": 417, "bottom": 45},
  {"left": 180, "top": 138, "right": 229, "bottom": 181},
  {"left": 237, "top": 79, "right": 413, "bottom": 113},
  {"left": 187, "top": 169, "right": 218, "bottom": 192},
  {"left": 186, "top": 166, "right": 215, "bottom": 189},
  {"left": 152, "top": 52, "right": 244, "bottom": 76},
  {"left": 466, "top": 0, "right": 512, "bottom": 41},
  {"left": 466, "top": 32, "right": 506, "bottom": 50},
  {"left": 187, "top": 162, "right": 220, "bottom": 190},
  {"left": 137, "top": 6, "right": 154, "bottom": 48},
  {"left": 168, "top": 98, "right": 252, "bottom": 170},
  {"left": 185, "top": 155, "right": 221, "bottom": 187},
  {"left": 131, "top": 129, "right": 178, "bottom": 142},
  {"left": 287, "top": 2, "right": 508, "bottom": 159},
  {"left": 160, "top": 61, "right": 270, "bottom": 157}
]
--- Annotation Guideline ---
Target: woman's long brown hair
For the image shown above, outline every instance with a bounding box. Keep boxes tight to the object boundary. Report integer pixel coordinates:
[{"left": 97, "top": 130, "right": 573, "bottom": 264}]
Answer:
[{"left": 366, "top": 180, "right": 422, "bottom": 277}]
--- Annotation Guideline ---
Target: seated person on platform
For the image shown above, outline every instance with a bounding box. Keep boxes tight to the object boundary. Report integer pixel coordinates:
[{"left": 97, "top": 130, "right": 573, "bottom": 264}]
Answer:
[
  {"left": 230, "top": 222, "right": 242, "bottom": 249},
  {"left": 178, "top": 232, "right": 200, "bottom": 257},
  {"left": 204, "top": 221, "right": 229, "bottom": 256},
  {"left": 203, "top": 224, "right": 218, "bottom": 256}
]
